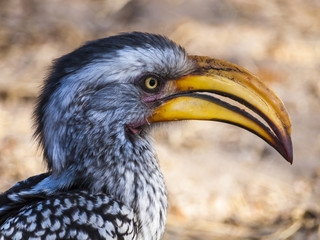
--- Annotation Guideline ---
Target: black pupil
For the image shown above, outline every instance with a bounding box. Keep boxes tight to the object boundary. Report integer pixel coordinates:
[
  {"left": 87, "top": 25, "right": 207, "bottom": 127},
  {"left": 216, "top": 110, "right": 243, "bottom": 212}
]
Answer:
[{"left": 149, "top": 78, "right": 157, "bottom": 87}]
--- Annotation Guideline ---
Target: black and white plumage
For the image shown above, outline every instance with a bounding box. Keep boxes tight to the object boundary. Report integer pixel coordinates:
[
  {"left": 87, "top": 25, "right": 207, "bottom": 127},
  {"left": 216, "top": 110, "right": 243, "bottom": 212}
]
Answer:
[{"left": 0, "top": 32, "right": 292, "bottom": 240}]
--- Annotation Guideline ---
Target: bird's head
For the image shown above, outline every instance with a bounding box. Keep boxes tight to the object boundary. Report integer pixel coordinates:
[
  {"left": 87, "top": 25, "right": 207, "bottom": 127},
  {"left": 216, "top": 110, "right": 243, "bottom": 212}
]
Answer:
[{"left": 35, "top": 32, "right": 292, "bottom": 175}]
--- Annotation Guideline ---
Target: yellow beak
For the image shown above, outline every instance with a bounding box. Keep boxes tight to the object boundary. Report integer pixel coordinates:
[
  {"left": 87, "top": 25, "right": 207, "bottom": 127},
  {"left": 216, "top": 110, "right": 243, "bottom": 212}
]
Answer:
[{"left": 148, "top": 56, "right": 293, "bottom": 163}]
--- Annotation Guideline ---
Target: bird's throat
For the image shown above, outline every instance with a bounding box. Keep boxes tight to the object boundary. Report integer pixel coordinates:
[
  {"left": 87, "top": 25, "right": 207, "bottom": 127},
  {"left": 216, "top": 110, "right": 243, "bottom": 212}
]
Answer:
[
  {"left": 73, "top": 134, "right": 168, "bottom": 239},
  {"left": 101, "top": 136, "right": 167, "bottom": 240}
]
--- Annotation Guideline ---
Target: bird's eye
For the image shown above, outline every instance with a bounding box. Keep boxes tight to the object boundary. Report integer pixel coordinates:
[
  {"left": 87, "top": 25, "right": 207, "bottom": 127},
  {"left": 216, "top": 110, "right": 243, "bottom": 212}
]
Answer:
[
  {"left": 145, "top": 77, "right": 158, "bottom": 90},
  {"left": 139, "top": 76, "right": 163, "bottom": 93}
]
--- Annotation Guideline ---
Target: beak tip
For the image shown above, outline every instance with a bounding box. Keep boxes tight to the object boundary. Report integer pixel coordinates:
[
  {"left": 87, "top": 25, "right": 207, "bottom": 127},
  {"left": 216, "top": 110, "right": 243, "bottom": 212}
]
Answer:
[
  {"left": 287, "top": 149, "right": 293, "bottom": 165},
  {"left": 284, "top": 136, "right": 293, "bottom": 164}
]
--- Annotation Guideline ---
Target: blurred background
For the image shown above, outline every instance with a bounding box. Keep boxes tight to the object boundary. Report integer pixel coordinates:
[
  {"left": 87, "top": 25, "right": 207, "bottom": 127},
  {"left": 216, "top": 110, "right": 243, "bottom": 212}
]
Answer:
[{"left": 0, "top": 0, "right": 320, "bottom": 239}]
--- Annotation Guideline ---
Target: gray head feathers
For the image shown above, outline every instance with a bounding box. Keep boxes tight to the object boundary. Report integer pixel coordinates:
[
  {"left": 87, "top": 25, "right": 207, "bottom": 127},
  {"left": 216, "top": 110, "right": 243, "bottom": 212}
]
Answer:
[{"left": 34, "top": 32, "right": 193, "bottom": 174}]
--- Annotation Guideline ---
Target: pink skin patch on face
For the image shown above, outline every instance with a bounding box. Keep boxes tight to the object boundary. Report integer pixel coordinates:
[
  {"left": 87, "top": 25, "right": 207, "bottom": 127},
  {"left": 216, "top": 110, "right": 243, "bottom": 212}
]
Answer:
[
  {"left": 127, "top": 118, "right": 150, "bottom": 135},
  {"left": 127, "top": 125, "right": 142, "bottom": 135},
  {"left": 127, "top": 80, "right": 176, "bottom": 135},
  {"left": 126, "top": 92, "right": 158, "bottom": 135},
  {"left": 141, "top": 94, "right": 161, "bottom": 103}
]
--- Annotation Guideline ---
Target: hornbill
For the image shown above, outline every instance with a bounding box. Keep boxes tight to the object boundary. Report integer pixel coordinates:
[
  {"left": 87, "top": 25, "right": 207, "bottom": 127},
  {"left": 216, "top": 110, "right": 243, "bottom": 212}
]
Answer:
[{"left": 0, "top": 32, "right": 292, "bottom": 240}]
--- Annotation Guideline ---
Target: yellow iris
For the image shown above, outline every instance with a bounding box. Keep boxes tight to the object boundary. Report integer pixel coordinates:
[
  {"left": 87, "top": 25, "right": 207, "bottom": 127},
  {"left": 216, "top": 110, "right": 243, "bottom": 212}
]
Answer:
[{"left": 145, "top": 77, "right": 158, "bottom": 90}]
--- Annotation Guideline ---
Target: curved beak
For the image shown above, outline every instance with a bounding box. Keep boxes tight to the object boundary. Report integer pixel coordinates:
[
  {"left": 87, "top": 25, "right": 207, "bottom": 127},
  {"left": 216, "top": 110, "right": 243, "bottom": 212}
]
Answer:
[{"left": 148, "top": 56, "right": 293, "bottom": 163}]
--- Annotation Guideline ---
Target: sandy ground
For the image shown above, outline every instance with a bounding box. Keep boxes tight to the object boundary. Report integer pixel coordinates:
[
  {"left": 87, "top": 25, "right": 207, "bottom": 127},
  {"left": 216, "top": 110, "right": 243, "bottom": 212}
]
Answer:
[{"left": 1, "top": 0, "right": 320, "bottom": 239}]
